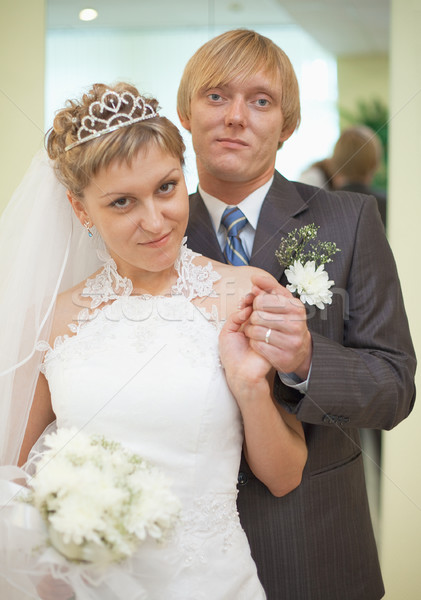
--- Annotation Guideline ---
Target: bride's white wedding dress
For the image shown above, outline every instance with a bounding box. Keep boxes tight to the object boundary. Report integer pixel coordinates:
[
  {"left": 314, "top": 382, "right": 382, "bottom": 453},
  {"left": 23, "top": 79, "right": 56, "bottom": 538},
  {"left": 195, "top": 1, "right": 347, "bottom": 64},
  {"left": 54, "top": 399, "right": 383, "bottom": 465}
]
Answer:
[{"left": 0, "top": 242, "right": 266, "bottom": 600}]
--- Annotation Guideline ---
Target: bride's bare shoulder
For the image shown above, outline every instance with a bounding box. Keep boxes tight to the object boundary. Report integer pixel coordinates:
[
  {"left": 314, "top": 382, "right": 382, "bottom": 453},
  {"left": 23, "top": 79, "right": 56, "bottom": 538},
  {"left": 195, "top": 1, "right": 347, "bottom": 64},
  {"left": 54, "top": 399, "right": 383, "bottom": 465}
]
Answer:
[
  {"left": 50, "top": 269, "right": 102, "bottom": 340},
  {"left": 198, "top": 256, "right": 273, "bottom": 288},
  {"left": 195, "top": 256, "right": 277, "bottom": 312}
]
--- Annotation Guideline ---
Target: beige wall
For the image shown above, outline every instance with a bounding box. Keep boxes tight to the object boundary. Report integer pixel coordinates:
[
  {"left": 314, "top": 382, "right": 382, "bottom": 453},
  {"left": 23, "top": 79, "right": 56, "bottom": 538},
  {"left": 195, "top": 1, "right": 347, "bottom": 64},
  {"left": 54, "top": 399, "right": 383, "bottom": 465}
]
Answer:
[
  {"left": 380, "top": 0, "right": 421, "bottom": 597},
  {"left": 337, "top": 54, "right": 389, "bottom": 129},
  {"left": 0, "top": 0, "right": 45, "bottom": 212}
]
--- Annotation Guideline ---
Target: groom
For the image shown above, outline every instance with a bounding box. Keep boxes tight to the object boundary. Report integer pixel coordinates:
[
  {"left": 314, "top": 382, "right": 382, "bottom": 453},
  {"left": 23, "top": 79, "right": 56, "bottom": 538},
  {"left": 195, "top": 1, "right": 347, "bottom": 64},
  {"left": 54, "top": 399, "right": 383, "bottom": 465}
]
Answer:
[{"left": 178, "top": 29, "right": 416, "bottom": 599}]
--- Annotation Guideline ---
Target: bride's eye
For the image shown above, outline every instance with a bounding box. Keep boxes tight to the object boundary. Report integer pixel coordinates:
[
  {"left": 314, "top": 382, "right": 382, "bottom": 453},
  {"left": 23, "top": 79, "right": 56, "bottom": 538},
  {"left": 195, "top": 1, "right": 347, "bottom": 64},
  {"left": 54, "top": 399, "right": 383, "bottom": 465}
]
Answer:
[
  {"left": 158, "top": 181, "right": 176, "bottom": 194},
  {"left": 110, "top": 197, "right": 131, "bottom": 208}
]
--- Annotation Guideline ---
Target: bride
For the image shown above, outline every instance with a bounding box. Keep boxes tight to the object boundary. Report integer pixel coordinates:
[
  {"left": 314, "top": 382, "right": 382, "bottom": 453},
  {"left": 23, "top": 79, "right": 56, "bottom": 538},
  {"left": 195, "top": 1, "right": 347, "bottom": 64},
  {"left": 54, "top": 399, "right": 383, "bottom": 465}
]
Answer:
[{"left": 0, "top": 82, "right": 307, "bottom": 599}]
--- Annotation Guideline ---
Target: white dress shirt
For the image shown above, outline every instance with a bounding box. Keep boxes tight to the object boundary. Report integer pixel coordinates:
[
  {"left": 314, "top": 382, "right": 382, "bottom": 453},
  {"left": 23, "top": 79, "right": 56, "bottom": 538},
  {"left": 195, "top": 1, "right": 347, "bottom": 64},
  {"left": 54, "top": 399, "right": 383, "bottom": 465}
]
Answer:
[
  {"left": 199, "top": 178, "right": 273, "bottom": 260},
  {"left": 198, "top": 179, "right": 309, "bottom": 393}
]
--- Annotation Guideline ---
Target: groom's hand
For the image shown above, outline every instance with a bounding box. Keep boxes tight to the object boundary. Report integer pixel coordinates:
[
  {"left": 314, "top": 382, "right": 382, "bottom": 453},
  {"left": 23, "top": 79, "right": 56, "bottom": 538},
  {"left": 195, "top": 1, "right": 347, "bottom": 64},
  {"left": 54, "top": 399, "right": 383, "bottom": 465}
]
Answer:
[{"left": 241, "top": 272, "right": 312, "bottom": 380}]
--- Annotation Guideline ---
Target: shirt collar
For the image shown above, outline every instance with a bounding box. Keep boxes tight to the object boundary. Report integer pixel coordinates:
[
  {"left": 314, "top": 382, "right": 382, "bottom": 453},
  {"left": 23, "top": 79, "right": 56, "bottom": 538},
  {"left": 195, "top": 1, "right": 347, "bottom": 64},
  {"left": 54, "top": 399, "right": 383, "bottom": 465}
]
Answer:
[{"left": 198, "top": 176, "right": 274, "bottom": 233}]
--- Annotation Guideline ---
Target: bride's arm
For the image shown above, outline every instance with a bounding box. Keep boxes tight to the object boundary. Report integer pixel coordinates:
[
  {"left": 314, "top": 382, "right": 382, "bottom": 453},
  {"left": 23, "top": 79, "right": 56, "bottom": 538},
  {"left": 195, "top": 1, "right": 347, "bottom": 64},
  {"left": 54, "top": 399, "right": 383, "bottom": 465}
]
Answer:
[
  {"left": 218, "top": 268, "right": 307, "bottom": 497},
  {"left": 17, "top": 289, "right": 78, "bottom": 467},
  {"left": 18, "top": 373, "right": 55, "bottom": 466}
]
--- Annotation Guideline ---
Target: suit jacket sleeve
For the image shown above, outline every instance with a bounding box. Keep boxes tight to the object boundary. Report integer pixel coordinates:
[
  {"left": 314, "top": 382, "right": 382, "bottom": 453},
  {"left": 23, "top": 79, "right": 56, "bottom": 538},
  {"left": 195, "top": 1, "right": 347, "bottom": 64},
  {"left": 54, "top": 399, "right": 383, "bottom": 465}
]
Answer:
[{"left": 275, "top": 192, "right": 416, "bottom": 430}]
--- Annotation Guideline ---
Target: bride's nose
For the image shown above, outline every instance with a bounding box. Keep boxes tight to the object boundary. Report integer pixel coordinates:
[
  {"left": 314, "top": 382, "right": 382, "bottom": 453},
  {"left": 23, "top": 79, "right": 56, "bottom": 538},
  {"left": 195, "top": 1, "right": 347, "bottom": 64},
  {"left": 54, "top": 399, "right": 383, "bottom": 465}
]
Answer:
[{"left": 134, "top": 202, "right": 164, "bottom": 234}]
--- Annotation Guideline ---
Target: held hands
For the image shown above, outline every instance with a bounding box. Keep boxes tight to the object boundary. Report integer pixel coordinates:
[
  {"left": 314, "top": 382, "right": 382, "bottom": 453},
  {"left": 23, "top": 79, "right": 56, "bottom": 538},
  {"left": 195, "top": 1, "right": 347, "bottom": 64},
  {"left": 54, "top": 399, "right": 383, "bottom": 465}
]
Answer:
[
  {"left": 241, "top": 272, "right": 312, "bottom": 381},
  {"left": 219, "top": 271, "right": 312, "bottom": 399},
  {"left": 219, "top": 304, "right": 273, "bottom": 392},
  {"left": 219, "top": 272, "right": 309, "bottom": 496}
]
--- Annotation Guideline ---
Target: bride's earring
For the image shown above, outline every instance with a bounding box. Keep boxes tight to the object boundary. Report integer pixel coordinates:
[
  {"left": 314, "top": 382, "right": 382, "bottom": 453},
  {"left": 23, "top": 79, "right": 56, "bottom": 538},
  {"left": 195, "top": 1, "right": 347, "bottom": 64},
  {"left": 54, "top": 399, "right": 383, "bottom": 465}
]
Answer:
[{"left": 84, "top": 220, "right": 93, "bottom": 238}]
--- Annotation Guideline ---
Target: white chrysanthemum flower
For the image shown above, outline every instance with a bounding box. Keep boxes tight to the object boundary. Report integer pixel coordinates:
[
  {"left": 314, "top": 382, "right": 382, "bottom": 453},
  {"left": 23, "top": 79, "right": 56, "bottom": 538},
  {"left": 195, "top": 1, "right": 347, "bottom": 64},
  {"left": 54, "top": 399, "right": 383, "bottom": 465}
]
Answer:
[
  {"left": 28, "top": 429, "right": 180, "bottom": 564},
  {"left": 126, "top": 469, "right": 181, "bottom": 541},
  {"left": 285, "top": 260, "right": 334, "bottom": 310}
]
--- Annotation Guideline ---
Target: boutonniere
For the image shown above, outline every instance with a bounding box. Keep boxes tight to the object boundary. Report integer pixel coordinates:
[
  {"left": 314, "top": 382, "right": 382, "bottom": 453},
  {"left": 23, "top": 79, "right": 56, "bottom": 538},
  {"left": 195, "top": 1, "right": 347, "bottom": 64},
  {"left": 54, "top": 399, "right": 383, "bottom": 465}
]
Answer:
[{"left": 275, "top": 224, "right": 340, "bottom": 309}]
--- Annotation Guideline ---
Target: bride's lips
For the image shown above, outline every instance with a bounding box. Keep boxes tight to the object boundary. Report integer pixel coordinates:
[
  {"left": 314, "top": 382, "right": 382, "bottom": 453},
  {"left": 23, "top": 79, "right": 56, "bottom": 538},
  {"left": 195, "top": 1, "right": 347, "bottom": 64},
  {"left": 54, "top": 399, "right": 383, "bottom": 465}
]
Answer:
[{"left": 138, "top": 232, "right": 172, "bottom": 247}]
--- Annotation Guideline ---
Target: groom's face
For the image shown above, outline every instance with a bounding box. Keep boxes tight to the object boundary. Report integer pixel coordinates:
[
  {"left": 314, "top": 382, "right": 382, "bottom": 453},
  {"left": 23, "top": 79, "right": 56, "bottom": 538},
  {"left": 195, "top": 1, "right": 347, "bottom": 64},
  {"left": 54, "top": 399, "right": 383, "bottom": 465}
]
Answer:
[{"left": 179, "top": 70, "right": 292, "bottom": 189}]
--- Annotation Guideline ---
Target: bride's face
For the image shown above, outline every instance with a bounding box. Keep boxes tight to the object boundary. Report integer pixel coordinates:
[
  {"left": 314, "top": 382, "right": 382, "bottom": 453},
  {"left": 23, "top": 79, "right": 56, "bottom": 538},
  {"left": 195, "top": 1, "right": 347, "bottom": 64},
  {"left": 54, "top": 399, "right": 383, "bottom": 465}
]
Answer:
[{"left": 71, "top": 145, "right": 189, "bottom": 281}]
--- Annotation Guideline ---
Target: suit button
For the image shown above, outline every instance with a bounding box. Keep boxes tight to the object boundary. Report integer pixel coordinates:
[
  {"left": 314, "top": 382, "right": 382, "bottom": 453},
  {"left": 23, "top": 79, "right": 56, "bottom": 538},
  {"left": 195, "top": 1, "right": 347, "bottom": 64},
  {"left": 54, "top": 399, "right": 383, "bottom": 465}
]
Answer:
[
  {"left": 238, "top": 471, "right": 248, "bottom": 486},
  {"left": 322, "top": 414, "right": 350, "bottom": 425},
  {"left": 337, "top": 416, "right": 350, "bottom": 424}
]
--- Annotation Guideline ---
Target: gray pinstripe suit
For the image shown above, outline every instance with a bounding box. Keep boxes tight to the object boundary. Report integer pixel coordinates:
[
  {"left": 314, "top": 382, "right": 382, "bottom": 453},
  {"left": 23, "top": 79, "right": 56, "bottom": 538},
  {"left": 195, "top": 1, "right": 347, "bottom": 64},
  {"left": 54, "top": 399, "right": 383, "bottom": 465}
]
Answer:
[{"left": 185, "top": 171, "right": 416, "bottom": 600}]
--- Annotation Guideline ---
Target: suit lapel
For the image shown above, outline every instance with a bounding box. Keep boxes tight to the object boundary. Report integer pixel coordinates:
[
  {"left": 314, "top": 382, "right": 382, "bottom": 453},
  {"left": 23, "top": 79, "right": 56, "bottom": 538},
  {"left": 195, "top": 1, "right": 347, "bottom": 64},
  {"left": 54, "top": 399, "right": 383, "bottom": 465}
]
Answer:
[
  {"left": 187, "top": 173, "right": 310, "bottom": 278},
  {"left": 250, "top": 172, "right": 309, "bottom": 280},
  {"left": 185, "top": 191, "right": 225, "bottom": 262}
]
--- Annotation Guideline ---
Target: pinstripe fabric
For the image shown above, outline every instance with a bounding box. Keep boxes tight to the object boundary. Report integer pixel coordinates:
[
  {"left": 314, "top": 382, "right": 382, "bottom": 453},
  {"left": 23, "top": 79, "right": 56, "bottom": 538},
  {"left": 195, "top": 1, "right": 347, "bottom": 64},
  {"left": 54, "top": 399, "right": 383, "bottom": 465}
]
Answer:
[
  {"left": 186, "top": 171, "right": 416, "bottom": 600},
  {"left": 221, "top": 206, "right": 249, "bottom": 265}
]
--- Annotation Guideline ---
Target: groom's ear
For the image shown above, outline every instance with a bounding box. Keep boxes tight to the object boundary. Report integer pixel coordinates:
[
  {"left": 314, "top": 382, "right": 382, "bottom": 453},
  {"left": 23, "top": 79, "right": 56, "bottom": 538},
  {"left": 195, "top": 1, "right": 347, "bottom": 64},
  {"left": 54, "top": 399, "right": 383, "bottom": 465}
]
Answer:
[
  {"left": 177, "top": 109, "right": 191, "bottom": 132},
  {"left": 67, "top": 191, "right": 90, "bottom": 226}
]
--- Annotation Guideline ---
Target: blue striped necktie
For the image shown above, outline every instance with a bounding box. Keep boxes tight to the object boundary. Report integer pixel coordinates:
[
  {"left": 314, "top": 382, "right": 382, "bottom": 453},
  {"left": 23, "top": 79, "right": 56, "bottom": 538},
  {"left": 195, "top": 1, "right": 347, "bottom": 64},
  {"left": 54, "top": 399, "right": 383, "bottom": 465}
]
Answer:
[{"left": 221, "top": 206, "right": 249, "bottom": 266}]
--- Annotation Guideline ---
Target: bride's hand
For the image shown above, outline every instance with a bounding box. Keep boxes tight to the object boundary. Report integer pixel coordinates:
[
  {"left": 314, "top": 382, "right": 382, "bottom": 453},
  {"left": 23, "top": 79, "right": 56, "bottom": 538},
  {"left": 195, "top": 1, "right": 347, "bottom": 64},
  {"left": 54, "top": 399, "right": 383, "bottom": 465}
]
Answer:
[
  {"left": 219, "top": 301, "right": 273, "bottom": 397},
  {"left": 37, "top": 576, "right": 74, "bottom": 600},
  {"left": 220, "top": 290, "right": 308, "bottom": 497}
]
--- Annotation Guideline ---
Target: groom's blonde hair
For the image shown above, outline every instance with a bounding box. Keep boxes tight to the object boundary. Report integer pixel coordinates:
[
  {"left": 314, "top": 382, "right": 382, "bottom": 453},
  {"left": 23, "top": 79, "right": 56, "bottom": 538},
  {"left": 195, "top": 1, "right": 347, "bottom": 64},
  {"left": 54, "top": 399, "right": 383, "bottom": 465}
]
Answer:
[{"left": 177, "top": 29, "right": 301, "bottom": 141}]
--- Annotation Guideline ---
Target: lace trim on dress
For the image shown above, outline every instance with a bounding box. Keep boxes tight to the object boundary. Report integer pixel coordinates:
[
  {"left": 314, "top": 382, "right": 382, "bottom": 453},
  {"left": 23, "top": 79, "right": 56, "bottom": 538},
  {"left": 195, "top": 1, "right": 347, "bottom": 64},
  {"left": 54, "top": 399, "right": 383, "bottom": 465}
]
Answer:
[
  {"left": 82, "top": 249, "right": 133, "bottom": 308},
  {"left": 172, "top": 240, "right": 221, "bottom": 302},
  {"left": 37, "top": 239, "right": 222, "bottom": 371},
  {"left": 81, "top": 238, "right": 221, "bottom": 306},
  {"left": 180, "top": 493, "right": 241, "bottom": 567}
]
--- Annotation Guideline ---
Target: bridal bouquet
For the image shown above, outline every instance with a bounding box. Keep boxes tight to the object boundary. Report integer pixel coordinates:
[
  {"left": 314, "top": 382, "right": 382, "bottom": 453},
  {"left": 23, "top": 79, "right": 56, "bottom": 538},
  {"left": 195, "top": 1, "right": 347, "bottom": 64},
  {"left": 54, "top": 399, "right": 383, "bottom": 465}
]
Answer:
[
  {"left": 275, "top": 224, "right": 340, "bottom": 309},
  {"left": 25, "top": 427, "right": 181, "bottom": 565}
]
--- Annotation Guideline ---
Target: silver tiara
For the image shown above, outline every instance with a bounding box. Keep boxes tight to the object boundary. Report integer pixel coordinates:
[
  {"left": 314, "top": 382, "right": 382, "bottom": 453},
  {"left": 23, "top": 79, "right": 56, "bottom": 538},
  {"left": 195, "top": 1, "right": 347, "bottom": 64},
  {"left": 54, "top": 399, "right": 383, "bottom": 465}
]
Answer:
[{"left": 65, "top": 90, "right": 159, "bottom": 151}]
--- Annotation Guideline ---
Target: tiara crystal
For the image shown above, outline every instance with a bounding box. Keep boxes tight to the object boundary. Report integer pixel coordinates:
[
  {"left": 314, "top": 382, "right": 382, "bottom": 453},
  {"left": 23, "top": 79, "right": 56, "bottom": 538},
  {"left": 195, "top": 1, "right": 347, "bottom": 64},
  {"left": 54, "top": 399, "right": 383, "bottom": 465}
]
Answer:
[{"left": 65, "top": 90, "right": 159, "bottom": 151}]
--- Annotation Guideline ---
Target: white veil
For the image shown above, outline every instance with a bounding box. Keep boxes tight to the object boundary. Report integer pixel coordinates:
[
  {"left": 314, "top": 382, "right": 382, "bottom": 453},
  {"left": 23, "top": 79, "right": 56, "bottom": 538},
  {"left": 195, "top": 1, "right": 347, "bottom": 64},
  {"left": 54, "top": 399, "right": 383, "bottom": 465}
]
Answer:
[{"left": 0, "top": 150, "right": 104, "bottom": 465}]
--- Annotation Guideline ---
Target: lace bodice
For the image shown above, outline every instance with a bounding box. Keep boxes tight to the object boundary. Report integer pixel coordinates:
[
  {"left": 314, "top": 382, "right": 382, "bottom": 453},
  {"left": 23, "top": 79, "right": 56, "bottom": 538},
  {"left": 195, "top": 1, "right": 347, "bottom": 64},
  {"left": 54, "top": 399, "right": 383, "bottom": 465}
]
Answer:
[
  {"left": 32, "top": 241, "right": 266, "bottom": 599},
  {"left": 39, "top": 239, "right": 222, "bottom": 366},
  {"left": 81, "top": 238, "right": 221, "bottom": 306}
]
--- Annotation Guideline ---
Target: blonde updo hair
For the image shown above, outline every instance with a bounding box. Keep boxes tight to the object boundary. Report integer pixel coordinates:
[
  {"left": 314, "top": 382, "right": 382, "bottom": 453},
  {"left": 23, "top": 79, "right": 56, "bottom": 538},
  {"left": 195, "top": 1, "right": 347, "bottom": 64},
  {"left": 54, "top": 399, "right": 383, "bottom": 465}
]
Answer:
[{"left": 46, "top": 82, "right": 185, "bottom": 198}]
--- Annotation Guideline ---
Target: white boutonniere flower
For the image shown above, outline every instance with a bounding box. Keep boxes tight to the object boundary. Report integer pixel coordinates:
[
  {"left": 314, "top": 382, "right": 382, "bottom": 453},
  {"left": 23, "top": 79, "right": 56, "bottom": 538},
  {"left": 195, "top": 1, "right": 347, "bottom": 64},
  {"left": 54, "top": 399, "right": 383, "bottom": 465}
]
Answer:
[{"left": 275, "top": 224, "right": 340, "bottom": 310}]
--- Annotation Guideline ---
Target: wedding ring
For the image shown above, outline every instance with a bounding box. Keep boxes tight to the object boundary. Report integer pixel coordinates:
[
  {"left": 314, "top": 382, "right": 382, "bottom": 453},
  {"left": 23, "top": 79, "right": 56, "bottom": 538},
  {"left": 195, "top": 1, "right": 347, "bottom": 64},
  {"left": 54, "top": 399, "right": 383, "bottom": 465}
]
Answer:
[{"left": 265, "top": 328, "right": 272, "bottom": 344}]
